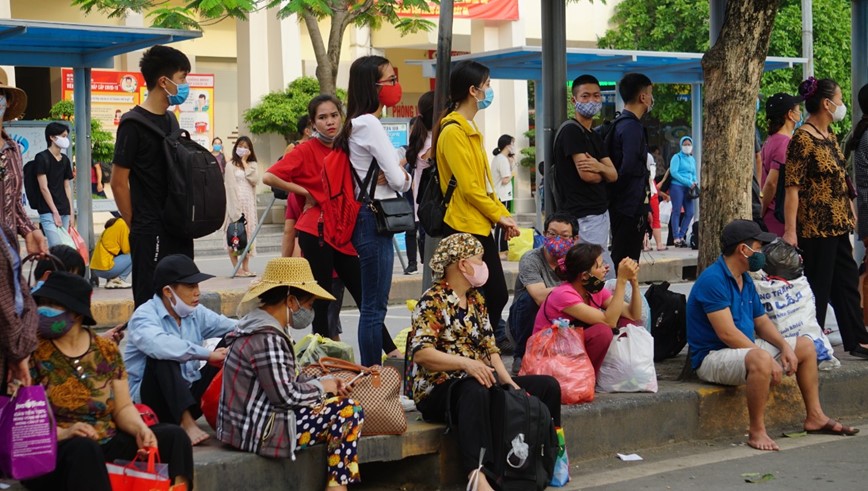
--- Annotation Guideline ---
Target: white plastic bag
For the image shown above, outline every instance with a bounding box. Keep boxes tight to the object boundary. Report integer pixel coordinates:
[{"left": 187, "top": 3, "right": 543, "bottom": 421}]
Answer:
[
  {"left": 596, "top": 325, "right": 658, "bottom": 393},
  {"left": 754, "top": 276, "right": 840, "bottom": 370}
]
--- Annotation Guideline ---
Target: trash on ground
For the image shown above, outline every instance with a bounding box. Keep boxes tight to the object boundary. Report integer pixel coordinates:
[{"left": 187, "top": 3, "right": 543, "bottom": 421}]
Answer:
[
  {"left": 616, "top": 453, "right": 643, "bottom": 461},
  {"left": 782, "top": 431, "right": 807, "bottom": 438},
  {"left": 742, "top": 472, "right": 775, "bottom": 483}
]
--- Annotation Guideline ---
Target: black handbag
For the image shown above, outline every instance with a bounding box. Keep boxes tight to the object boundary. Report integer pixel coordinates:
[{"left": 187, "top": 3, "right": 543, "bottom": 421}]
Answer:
[
  {"left": 352, "top": 159, "right": 415, "bottom": 235},
  {"left": 687, "top": 184, "right": 700, "bottom": 200},
  {"left": 226, "top": 214, "right": 248, "bottom": 252}
]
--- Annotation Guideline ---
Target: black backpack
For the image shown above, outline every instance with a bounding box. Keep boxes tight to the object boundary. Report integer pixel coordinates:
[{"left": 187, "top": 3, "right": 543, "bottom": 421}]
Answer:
[
  {"left": 416, "top": 120, "right": 459, "bottom": 237},
  {"left": 689, "top": 221, "right": 699, "bottom": 250},
  {"left": 22, "top": 151, "right": 48, "bottom": 211},
  {"left": 645, "top": 281, "right": 687, "bottom": 361},
  {"left": 119, "top": 111, "right": 226, "bottom": 239},
  {"left": 485, "top": 384, "right": 558, "bottom": 490},
  {"left": 593, "top": 111, "right": 628, "bottom": 155}
]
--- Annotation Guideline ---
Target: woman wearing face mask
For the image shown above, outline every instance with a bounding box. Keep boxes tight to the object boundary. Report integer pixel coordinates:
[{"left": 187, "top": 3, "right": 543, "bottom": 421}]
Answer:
[
  {"left": 211, "top": 137, "right": 226, "bottom": 174},
  {"left": 333, "top": 56, "right": 411, "bottom": 367},
  {"left": 218, "top": 258, "right": 363, "bottom": 491},
  {"left": 759, "top": 93, "right": 803, "bottom": 236},
  {"left": 224, "top": 136, "right": 260, "bottom": 277},
  {"left": 533, "top": 243, "right": 642, "bottom": 376},
  {"left": 668, "top": 136, "right": 698, "bottom": 247},
  {"left": 435, "top": 60, "right": 520, "bottom": 354},
  {"left": 784, "top": 77, "right": 868, "bottom": 359},
  {"left": 25, "top": 272, "right": 193, "bottom": 491},
  {"left": 491, "top": 134, "right": 516, "bottom": 256},
  {"left": 262, "top": 95, "right": 400, "bottom": 355},
  {"left": 410, "top": 234, "right": 561, "bottom": 491}
]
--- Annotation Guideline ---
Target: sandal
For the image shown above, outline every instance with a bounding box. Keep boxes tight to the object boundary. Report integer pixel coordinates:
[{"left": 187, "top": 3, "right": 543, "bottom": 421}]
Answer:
[
  {"left": 805, "top": 418, "right": 860, "bottom": 436},
  {"left": 656, "top": 246, "right": 669, "bottom": 251}
]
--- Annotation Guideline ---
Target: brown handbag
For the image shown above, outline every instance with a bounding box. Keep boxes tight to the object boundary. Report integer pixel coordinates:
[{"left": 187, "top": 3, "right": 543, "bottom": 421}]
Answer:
[{"left": 300, "top": 357, "right": 407, "bottom": 436}]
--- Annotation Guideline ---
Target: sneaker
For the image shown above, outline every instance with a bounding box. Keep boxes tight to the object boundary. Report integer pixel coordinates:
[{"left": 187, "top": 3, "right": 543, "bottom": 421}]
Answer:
[
  {"left": 511, "top": 356, "right": 522, "bottom": 375},
  {"left": 105, "top": 278, "right": 132, "bottom": 289},
  {"left": 404, "top": 264, "right": 419, "bottom": 275}
]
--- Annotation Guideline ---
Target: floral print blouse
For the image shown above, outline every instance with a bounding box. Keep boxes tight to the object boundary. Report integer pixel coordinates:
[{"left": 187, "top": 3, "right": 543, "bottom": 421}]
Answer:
[
  {"left": 30, "top": 331, "right": 126, "bottom": 444},
  {"left": 785, "top": 127, "right": 855, "bottom": 238},
  {"left": 408, "top": 281, "right": 500, "bottom": 404}
]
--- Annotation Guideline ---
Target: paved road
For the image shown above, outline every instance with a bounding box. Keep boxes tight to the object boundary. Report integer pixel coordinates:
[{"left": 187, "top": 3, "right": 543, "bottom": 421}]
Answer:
[{"left": 570, "top": 419, "right": 868, "bottom": 491}]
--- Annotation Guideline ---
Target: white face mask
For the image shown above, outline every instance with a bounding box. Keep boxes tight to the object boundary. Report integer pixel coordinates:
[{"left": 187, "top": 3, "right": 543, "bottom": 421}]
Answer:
[
  {"left": 54, "top": 136, "right": 70, "bottom": 149},
  {"left": 828, "top": 99, "right": 847, "bottom": 123},
  {"left": 682, "top": 145, "right": 693, "bottom": 155},
  {"left": 167, "top": 286, "right": 196, "bottom": 318},
  {"left": 235, "top": 147, "right": 250, "bottom": 158}
]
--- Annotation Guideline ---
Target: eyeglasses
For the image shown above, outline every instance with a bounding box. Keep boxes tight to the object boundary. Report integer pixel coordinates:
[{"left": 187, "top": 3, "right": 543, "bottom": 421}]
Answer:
[
  {"left": 545, "top": 231, "right": 575, "bottom": 240},
  {"left": 376, "top": 76, "right": 398, "bottom": 86}
]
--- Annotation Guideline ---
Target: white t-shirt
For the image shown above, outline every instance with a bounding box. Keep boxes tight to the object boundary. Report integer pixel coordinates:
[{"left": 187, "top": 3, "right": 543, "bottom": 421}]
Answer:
[
  {"left": 348, "top": 113, "right": 411, "bottom": 200},
  {"left": 646, "top": 153, "right": 658, "bottom": 196},
  {"left": 491, "top": 152, "right": 513, "bottom": 201}
]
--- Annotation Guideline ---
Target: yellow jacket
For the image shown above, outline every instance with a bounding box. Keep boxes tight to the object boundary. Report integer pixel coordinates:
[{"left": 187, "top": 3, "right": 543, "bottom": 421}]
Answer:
[
  {"left": 91, "top": 218, "right": 130, "bottom": 272},
  {"left": 436, "top": 112, "right": 510, "bottom": 236}
]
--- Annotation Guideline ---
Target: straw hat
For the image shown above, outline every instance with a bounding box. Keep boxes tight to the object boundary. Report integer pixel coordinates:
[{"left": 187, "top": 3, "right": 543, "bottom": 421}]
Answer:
[
  {"left": 239, "top": 257, "right": 335, "bottom": 305},
  {"left": 0, "top": 82, "right": 27, "bottom": 122}
]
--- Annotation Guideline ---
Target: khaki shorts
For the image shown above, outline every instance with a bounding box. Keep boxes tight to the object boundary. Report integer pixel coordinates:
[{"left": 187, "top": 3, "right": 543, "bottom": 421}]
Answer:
[{"left": 696, "top": 337, "right": 799, "bottom": 386}]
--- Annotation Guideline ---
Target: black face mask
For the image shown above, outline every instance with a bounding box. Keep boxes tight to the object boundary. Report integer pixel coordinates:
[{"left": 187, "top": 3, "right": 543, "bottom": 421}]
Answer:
[{"left": 582, "top": 274, "right": 606, "bottom": 294}]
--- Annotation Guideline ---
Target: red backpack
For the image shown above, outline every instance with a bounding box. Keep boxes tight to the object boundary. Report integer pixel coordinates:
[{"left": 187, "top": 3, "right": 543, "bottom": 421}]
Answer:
[{"left": 318, "top": 149, "right": 361, "bottom": 250}]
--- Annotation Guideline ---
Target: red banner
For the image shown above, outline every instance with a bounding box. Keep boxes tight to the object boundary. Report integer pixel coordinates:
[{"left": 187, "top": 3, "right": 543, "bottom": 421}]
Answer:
[{"left": 397, "top": 0, "right": 518, "bottom": 21}]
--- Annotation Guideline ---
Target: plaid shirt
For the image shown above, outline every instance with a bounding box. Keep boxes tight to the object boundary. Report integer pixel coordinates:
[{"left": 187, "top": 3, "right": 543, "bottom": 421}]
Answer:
[
  {"left": 0, "top": 225, "right": 38, "bottom": 382},
  {"left": 0, "top": 132, "right": 36, "bottom": 238},
  {"left": 217, "top": 309, "right": 324, "bottom": 459}
]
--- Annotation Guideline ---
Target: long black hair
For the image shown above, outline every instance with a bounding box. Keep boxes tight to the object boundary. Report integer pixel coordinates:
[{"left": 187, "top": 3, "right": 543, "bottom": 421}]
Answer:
[
  {"left": 406, "top": 91, "right": 435, "bottom": 171},
  {"left": 798, "top": 77, "right": 839, "bottom": 115},
  {"left": 334, "top": 55, "right": 390, "bottom": 152},
  {"left": 432, "top": 60, "right": 490, "bottom": 157},
  {"left": 846, "top": 83, "right": 868, "bottom": 159},
  {"left": 231, "top": 136, "right": 258, "bottom": 168}
]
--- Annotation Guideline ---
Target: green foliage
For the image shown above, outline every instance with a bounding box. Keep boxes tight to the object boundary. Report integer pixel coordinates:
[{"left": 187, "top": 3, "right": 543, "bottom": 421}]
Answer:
[
  {"left": 48, "top": 100, "right": 75, "bottom": 120},
  {"left": 47, "top": 100, "right": 115, "bottom": 163},
  {"left": 243, "top": 76, "right": 347, "bottom": 142},
  {"left": 599, "top": 0, "right": 852, "bottom": 134}
]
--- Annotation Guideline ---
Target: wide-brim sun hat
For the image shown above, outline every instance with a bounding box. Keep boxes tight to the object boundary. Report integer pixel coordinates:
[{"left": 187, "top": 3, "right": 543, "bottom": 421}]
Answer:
[
  {"left": 0, "top": 82, "right": 27, "bottom": 122},
  {"left": 32, "top": 271, "right": 96, "bottom": 326},
  {"left": 239, "top": 257, "right": 336, "bottom": 306}
]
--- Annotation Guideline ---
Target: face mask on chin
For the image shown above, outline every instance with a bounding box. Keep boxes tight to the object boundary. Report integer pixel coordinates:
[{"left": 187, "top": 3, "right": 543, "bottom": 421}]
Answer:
[{"left": 167, "top": 286, "right": 196, "bottom": 318}]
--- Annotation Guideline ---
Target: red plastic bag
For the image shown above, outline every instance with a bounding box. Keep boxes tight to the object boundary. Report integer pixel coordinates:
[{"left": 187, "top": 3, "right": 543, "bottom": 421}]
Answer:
[
  {"left": 200, "top": 368, "right": 222, "bottom": 430},
  {"left": 519, "top": 323, "right": 595, "bottom": 404},
  {"left": 68, "top": 225, "right": 89, "bottom": 266},
  {"left": 106, "top": 447, "right": 170, "bottom": 491}
]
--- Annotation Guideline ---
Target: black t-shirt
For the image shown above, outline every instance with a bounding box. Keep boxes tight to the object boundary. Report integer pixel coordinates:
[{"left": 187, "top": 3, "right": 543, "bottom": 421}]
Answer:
[
  {"left": 553, "top": 120, "right": 609, "bottom": 218},
  {"left": 34, "top": 150, "right": 73, "bottom": 215},
  {"left": 113, "top": 106, "right": 173, "bottom": 234}
]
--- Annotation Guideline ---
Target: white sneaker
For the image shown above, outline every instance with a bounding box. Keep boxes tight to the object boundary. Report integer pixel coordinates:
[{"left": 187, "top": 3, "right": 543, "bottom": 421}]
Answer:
[
  {"left": 115, "top": 279, "right": 132, "bottom": 289},
  {"left": 105, "top": 278, "right": 132, "bottom": 289}
]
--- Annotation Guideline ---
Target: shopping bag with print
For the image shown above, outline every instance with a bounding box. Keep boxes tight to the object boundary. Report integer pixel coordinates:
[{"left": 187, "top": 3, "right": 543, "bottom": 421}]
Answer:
[
  {"left": 0, "top": 385, "right": 57, "bottom": 480},
  {"left": 107, "top": 446, "right": 170, "bottom": 491}
]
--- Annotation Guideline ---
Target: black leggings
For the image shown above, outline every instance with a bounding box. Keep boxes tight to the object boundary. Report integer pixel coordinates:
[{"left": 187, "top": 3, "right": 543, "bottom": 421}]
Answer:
[
  {"left": 22, "top": 424, "right": 194, "bottom": 491},
  {"left": 139, "top": 357, "right": 220, "bottom": 424},
  {"left": 297, "top": 231, "right": 397, "bottom": 353}
]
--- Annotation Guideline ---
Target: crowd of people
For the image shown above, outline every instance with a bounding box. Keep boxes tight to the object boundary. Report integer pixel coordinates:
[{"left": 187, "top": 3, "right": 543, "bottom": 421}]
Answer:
[{"left": 2, "top": 39, "right": 868, "bottom": 491}]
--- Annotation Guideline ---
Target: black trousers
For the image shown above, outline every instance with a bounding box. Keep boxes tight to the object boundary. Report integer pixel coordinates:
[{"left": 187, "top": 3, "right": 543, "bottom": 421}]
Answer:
[
  {"left": 800, "top": 234, "right": 868, "bottom": 351},
  {"left": 130, "top": 231, "right": 194, "bottom": 308},
  {"left": 139, "top": 357, "right": 220, "bottom": 424},
  {"left": 416, "top": 376, "right": 562, "bottom": 473},
  {"left": 610, "top": 209, "right": 645, "bottom": 266},
  {"left": 494, "top": 200, "right": 512, "bottom": 252},
  {"left": 297, "top": 231, "right": 397, "bottom": 352},
  {"left": 22, "top": 424, "right": 194, "bottom": 491},
  {"left": 444, "top": 225, "right": 509, "bottom": 341}
]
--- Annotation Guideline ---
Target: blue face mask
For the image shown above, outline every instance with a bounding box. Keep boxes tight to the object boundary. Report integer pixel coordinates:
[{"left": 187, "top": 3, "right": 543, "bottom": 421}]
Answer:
[
  {"left": 476, "top": 86, "right": 494, "bottom": 110},
  {"left": 213, "top": 144, "right": 222, "bottom": 152},
  {"left": 165, "top": 79, "right": 190, "bottom": 106}
]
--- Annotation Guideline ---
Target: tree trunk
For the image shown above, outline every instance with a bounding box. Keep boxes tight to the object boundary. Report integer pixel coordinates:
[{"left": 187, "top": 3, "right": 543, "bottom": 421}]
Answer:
[
  {"left": 699, "top": 0, "right": 780, "bottom": 271},
  {"left": 302, "top": 11, "right": 337, "bottom": 96}
]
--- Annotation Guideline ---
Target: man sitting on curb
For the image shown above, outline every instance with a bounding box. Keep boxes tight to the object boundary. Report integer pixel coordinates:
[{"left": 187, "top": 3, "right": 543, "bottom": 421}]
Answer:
[
  {"left": 125, "top": 254, "right": 237, "bottom": 445},
  {"left": 687, "top": 219, "right": 859, "bottom": 451},
  {"left": 508, "top": 213, "right": 577, "bottom": 374}
]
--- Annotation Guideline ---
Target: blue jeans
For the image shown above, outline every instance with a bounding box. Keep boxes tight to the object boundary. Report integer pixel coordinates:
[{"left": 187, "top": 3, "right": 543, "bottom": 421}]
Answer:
[
  {"left": 92, "top": 253, "right": 132, "bottom": 281},
  {"left": 669, "top": 183, "right": 695, "bottom": 240},
  {"left": 352, "top": 207, "right": 395, "bottom": 366},
  {"left": 508, "top": 290, "right": 540, "bottom": 359},
  {"left": 39, "top": 213, "right": 70, "bottom": 248}
]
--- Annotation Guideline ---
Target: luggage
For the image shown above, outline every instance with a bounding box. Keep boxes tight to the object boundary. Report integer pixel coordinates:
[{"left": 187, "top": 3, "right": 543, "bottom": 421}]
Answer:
[{"left": 644, "top": 281, "right": 687, "bottom": 361}]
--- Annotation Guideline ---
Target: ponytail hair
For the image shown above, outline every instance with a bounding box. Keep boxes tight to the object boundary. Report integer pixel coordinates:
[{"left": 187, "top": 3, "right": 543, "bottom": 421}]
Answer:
[
  {"left": 556, "top": 243, "right": 603, "bottom": 282},
  {"left": 493, "top": 134, "right": 514, "bottom": 156},
  {"left": 406, "top": 91, "right": 435, "bottom": 170}
]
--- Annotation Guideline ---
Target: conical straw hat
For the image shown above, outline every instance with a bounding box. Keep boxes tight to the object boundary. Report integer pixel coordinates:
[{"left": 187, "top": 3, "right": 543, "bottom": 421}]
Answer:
[{"left": 239, "top": 257, "right": 335, "bottom": 305}]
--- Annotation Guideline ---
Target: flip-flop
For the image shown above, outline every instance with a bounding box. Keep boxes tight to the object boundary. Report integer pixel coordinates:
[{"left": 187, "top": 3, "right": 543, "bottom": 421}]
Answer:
[
  {"left": 805, "top": 419, "right": 860, "bottom": 436},
  {"left": 656, "top": 247, "right": 669, "bottom": 251}
]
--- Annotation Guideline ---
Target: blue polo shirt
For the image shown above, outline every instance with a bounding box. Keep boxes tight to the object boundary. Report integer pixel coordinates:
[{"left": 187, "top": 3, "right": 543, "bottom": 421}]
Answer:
[{"left": 687, "top": 255, "right": 765, "bottom": 369}]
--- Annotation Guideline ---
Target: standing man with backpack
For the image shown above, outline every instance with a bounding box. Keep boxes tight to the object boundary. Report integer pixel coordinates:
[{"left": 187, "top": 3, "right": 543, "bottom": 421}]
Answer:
[
  {"left": 111, "top": 45, "right": 194, "bottom": 307},
  {"left": 609, "top": 73, "right": 654, "bottom": 266},
  {"left": 553, "top": 74, "right": 618, "bottom": 274}
]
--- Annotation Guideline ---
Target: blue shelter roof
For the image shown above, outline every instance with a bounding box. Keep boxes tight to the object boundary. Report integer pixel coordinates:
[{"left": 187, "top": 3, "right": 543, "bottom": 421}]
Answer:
[
  {"left": 414, "top": 46, "right": 807, "bottom": 84},
  {"left": 0, "top": 19, "right": 202, "bottom": 68}
]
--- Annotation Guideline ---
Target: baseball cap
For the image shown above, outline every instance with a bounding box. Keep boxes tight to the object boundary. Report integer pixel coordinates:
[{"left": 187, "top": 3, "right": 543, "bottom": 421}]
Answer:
[
  {"left": 720, "top": 219, "right": 777, "bottom": 252},
  {"left": 766, "top": 93, "right": 802, "bottom": 119},
  {"left": 152, "top": 254, "right": 214, "bottom": 294}
]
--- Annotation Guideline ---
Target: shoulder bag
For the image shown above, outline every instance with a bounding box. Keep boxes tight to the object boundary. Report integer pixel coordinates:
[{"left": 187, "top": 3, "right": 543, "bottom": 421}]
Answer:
[{"left": 351, "top": 159, "right": 415, "bottom": 235}]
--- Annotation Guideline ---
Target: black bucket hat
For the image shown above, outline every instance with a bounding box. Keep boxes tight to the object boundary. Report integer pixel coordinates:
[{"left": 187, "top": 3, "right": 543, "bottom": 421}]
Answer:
[{"left": 32, "top": 271, "right": 96, "bottom": 326}]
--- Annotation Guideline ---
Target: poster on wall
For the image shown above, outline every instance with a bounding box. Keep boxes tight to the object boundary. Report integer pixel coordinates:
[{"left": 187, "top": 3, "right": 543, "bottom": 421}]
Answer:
[{"left": 61, "top": 69, "right": 215, "bottom": 148}]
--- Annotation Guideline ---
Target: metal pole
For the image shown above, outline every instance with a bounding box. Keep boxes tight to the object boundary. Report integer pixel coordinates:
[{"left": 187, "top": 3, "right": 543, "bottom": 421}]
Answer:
[
  {"left": 73, "top": 68, "right": 93, "bottom": 266},
  {"left": 802, "top": 0, "right": 814, "bottom": 79},
  {"left": 691, "top": 83, "right": 702, "bottom": 219},
  {"left": 534, "top": 81, "right": 544, "bottom": 231},
  {"left": 709, "top": 0, "right": 727, "bottom": 46},
  {"left": 541, "top": 0, "right": 567, "bottom": 217},
  {"left": 231, "top": 195, "right": 276, "bottom": 278}
]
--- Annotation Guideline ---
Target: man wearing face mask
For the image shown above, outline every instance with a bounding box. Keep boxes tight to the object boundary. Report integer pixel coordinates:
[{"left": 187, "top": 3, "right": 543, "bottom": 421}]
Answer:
[
  {"left": 687, "top": 220, "right": 860, "bottom": 451},
  {"left": 111, "top": 45, "right": 195, "bottom": 307},
  {"left": 507, "top": 213, "right": 578, "bottom": 374},
  {"left": 32, "top": 122, "right": 75, "bottom": 248},
  {"left": 124, "top": 254, "right": 237, "bottom": 446},
  {"left": 553, "top": 75, "right": 618, "bottom": 277},
  {"left": 609, "top": 73, "right": 654, "bottom": 266}
]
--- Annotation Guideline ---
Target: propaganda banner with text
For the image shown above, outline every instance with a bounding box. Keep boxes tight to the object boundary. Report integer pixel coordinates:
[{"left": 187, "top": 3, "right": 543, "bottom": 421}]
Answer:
[{"left": 396, "top": 0, "right": 519, "bottom": 21}]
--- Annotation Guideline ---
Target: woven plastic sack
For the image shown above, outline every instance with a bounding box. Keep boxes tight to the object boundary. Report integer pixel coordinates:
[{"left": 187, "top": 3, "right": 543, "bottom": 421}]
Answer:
[
  {"left": 519, "top": 320, "right": 595, "bottom": 404},
  {"left": 294, "top": 334, "right": 355, "bottom": 365},
  {"left": 596, "top": 325, "right": 658, "bottom": 393}
]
